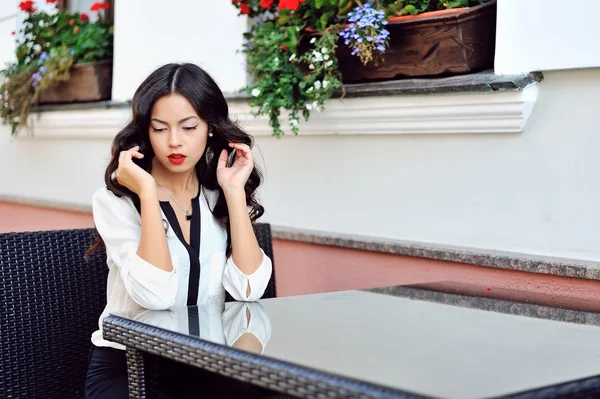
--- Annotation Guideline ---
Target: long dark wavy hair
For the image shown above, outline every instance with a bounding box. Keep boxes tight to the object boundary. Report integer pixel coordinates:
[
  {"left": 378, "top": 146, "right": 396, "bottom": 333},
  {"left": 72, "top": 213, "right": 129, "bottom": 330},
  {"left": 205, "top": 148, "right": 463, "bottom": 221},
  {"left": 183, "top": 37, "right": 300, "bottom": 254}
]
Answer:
[{"left": 88, "top": 63, "right": 264, "bottom": 256}]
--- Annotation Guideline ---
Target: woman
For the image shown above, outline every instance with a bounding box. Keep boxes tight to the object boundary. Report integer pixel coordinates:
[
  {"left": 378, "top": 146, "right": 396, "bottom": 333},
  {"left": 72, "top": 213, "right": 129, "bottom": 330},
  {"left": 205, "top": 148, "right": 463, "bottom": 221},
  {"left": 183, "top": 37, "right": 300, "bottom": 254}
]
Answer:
[{"left": 85, "top": 63, "right": 273, "bottom": 398}]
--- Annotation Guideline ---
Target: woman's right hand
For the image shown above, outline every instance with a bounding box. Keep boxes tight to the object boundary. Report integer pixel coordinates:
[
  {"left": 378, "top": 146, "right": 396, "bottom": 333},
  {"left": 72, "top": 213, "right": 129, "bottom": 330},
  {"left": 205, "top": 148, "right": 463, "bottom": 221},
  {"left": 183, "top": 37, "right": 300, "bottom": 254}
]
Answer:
[{"left": 116, "top": 146, "right": 155, "bottom": 195}]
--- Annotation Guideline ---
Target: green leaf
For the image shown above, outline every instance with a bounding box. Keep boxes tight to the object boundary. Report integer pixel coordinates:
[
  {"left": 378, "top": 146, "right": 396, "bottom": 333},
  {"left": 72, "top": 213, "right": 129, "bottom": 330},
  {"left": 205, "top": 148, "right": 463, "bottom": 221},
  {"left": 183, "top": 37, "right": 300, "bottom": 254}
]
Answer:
[
  {"left": 317, "top": 11, "right": 333, "bottom": 31},
  {"left": 315, "top": 0, "right": 328, "bottom": 9}
]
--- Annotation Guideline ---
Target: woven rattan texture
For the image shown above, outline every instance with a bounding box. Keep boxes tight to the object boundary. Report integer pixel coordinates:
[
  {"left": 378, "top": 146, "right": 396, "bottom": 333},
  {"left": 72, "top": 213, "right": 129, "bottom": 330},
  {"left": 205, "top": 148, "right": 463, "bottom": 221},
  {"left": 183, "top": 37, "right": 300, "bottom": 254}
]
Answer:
[{"left": 0, "top": 228, "right": 108, "bottom": 399}]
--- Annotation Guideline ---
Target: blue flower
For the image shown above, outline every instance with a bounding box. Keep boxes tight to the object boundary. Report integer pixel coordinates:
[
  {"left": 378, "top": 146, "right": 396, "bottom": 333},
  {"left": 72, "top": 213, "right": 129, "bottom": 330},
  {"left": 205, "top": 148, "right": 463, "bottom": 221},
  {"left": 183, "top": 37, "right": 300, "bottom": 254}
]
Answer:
[
  {"left": 39, "top": 66, "right": 46, "bottom": 75},
  {"left": 40, "top": 52, "right": 48, "bottom": 60}
]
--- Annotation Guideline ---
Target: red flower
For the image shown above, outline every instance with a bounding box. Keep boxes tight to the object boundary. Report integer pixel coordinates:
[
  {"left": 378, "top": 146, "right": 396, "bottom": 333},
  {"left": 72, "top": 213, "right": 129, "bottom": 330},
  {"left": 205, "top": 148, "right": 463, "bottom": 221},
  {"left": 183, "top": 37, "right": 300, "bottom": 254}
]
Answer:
[
  {"left": 90, "top": 2, "right": 109, "bottom": 11},
  {"left": 19, "top": 1, "right": 36, "bottom": 14},
  {"left": 80, "top": 13, "right": 89, "bottom": 22},
  {"left": 281, "top": 45, "right": 288, "bottom": 51},
  {"left": 240, "top": 3, "right": 251, "bottom": 14},
  {"left": 260, "top": 0, "right": 274, "bottom": 8},
  {"left": 278, "top": 0, "right": 304, "bottom": 10},
  {"left": 69, "top": 19, "right": 74, "bottom": 25},
  {"left": 45, "top": 0, "right": 60, "bottom": 3},
  {"left": 11, "top": 31, "right": 15, "bottom": 35}
]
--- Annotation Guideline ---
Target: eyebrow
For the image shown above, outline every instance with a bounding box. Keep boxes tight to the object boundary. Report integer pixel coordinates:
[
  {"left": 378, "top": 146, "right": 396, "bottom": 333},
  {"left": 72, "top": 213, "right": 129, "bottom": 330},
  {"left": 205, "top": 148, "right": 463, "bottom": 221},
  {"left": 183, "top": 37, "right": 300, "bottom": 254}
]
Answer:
[{"left": 151, "top": 116, "right": 199, "bottom": 124}]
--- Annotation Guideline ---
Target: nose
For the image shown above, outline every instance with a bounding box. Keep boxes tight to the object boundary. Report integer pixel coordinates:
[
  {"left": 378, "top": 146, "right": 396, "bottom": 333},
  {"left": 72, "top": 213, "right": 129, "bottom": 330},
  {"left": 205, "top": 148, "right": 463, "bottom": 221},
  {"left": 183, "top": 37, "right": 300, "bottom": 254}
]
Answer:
[{"left": 168, "top": 129, "right": 181, "bottom": 148}]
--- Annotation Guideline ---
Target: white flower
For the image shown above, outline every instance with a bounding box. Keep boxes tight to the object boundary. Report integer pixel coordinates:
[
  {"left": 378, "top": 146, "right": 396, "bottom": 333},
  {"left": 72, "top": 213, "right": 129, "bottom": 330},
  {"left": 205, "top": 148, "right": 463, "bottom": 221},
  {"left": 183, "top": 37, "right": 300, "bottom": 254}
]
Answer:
[
  {"left": 274, "top": 57, "right": 279, "bottom": 64},
  {"left": 309, "top": 64, "right": 315, "bottom": 70},
  {"left": 324, "top": 54, "right": 330, "bottom": 60},
  {"left": 322, "top": 80, "right": 329, "bottom": 88},
  {"left": 310, "top": 37, "right": 316, "bottom": 44},
  {"left": 33, "top": 44, "right": 41, "bottom": 52},
  {"left": 325, "top": 60, "right": 333, "bottom": 67},
  {"left": 305, "top": 103, "right": 313, "bottom": 110},
  {"left": 312, "top": 101, "right": 318, "bottom": 108},
  {"left": 321, "top": 47, "right": 327, "bottom": 54},
  {"left": 290, "top": 119, "right": 299, "bottom": 126},
  {"left": 307, "top": 87, "right": 313, "bottom": 92},
  {"left": 251, "top": 88, "right": 261, "bottom": 97},
  {"left": 314, "top": 80, "right": 322, "bottom": 89},
  {"left": 289, "top": 54, "right": 296, "bottom": 61}
]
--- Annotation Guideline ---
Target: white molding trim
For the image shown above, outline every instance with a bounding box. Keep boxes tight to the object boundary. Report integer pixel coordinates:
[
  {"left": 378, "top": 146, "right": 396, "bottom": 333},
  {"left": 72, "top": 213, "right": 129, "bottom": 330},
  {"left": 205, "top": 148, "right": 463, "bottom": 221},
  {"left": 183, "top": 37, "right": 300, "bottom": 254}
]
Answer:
[{"left": 22, "top": 84, "right": 539, "bottom": 139}]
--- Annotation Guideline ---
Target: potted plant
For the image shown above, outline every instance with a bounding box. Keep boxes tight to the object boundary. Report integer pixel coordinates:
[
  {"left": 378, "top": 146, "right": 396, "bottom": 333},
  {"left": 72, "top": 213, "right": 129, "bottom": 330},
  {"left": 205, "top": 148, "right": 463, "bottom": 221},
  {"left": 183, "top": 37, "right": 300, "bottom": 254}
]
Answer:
[
  {"left": 0, "top": 0, "right": 113, "bottom": 135},
  {"left": 232, "top": 0, "right": 495, "bottom": 137}
]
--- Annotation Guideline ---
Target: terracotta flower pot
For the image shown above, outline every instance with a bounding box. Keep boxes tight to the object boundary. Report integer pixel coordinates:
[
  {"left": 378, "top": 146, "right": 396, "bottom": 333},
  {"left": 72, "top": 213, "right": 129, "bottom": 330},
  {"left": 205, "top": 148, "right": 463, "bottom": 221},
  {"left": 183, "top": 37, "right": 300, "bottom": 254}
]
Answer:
[
  {"left": 302, "top": 0, "right": 497, "bottom": 83},
  {"left": 38, "top": 59, "right": 113, "bottom": 104},
  {"left": 386, "top": 7, "right": 467, "bottom": 23}
]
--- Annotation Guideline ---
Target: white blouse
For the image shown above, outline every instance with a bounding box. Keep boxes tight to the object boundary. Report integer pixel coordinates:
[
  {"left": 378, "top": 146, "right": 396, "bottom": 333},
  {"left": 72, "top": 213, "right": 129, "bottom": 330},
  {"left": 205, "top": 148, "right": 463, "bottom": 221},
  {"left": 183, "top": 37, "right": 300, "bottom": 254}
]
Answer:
[{"left": 90, "top": 187, "right": 273, "bottom": 350}]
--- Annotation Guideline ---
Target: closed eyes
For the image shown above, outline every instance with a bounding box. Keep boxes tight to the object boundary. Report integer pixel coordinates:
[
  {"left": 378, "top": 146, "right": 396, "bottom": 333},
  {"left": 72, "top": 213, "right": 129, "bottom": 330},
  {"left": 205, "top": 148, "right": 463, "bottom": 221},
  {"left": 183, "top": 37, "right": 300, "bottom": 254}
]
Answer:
[{"left": 151, "top": 125, "right": 198, "bottom": 132}]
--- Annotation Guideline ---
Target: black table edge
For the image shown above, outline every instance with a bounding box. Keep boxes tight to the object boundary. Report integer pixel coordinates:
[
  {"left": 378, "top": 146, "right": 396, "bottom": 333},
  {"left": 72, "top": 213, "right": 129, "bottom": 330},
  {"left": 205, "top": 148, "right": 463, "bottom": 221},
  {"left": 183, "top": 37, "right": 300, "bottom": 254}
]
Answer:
[{"left": 102, "top": 314, "right": 428, "bottom": 399}]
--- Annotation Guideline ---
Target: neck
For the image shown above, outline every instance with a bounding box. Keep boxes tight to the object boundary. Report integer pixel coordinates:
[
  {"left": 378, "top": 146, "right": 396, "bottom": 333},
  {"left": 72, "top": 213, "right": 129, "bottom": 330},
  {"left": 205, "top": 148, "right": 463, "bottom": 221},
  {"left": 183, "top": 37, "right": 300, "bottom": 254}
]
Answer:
[{"left": 151, "top": 159, "right": 197, "bottom": 196}]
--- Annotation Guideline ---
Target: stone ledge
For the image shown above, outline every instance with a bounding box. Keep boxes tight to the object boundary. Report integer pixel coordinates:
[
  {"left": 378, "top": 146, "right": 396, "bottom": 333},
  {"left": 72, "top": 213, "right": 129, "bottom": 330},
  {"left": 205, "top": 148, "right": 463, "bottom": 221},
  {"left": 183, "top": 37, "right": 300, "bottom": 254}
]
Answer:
[
  {"left": 32, "top": 70, "right": 543, "bottom": 112},
  {"left": 272, "top": 226, "right": 600, "bottom": 281}
]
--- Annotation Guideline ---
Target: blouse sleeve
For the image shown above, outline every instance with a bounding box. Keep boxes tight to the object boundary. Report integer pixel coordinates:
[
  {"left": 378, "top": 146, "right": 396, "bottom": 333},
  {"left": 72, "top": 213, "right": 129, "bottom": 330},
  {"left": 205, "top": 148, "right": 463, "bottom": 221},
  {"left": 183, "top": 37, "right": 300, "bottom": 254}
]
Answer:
[
  {"left": 92, "top": 188, "right": 178, "bottom": 310},
  {"left": 222, "top": 249, "right": 273, "bottom": 302}
]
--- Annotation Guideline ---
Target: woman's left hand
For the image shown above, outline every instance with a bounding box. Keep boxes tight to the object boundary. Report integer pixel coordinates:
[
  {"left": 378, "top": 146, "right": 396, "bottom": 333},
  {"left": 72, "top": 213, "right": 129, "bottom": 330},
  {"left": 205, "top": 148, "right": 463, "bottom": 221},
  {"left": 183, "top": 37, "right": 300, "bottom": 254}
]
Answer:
[{"left": 217, "top": 142, "right": 254, "bottom": 194}]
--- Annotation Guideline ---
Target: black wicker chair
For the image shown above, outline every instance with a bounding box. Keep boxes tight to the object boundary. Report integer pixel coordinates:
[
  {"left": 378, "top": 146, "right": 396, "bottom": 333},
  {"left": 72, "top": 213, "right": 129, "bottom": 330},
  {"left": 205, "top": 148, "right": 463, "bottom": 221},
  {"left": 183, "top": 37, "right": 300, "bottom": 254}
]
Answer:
[{"left": 0, "top": 224, "right": 276, "bottom": 399}]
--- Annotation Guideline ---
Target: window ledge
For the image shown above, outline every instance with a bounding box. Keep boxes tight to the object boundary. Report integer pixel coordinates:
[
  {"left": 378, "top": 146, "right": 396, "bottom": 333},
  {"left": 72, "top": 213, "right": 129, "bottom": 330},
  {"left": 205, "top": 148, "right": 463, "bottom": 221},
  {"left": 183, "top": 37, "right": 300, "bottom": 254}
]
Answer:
[{"left": 23, "top": 71, "right": 542, "bottom": 139}]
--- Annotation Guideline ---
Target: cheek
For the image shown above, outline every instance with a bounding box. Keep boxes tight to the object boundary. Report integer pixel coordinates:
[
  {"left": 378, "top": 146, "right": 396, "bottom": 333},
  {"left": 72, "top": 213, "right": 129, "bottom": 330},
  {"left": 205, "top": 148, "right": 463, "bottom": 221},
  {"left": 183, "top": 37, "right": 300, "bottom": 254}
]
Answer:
[
  {"left": 149, "top": 133, "right": 165, "bottom": 154},
  {"left": 190, "top": 133, "right": 208, "bottom": 157}
]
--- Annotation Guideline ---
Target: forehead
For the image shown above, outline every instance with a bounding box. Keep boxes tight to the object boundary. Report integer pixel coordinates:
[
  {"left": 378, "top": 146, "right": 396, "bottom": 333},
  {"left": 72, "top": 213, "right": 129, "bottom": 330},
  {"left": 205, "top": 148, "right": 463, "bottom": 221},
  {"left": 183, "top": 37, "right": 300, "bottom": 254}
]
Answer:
[{"left": 151, "top": 93, "right": 199, "bottom": 120}]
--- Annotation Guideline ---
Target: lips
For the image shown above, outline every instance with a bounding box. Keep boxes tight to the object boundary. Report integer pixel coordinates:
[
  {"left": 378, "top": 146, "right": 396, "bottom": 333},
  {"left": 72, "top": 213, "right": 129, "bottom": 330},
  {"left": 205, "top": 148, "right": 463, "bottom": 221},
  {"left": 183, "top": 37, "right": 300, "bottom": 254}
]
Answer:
[{"left": 168, "top": 153, "right": 187, "bottom": 165}]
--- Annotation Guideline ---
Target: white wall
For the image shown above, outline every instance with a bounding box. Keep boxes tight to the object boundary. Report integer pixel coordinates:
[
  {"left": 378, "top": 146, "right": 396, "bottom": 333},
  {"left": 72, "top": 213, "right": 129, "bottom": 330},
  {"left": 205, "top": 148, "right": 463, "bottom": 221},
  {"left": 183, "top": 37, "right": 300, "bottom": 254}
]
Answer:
[
  {"left": 0, "top": 0, "right": 18, "bottom": 69},
  {"left": 111, "top": 0, "right": 249, "bottom": 102},
  {"left": 253, "top": 68, "right": 600, "bottom": 261},
  {"left": 2, "top": 69, "right": 600, "bottom": 262},
  {"left": 495, "top": 0, "right": 600, "bottom": 74}
]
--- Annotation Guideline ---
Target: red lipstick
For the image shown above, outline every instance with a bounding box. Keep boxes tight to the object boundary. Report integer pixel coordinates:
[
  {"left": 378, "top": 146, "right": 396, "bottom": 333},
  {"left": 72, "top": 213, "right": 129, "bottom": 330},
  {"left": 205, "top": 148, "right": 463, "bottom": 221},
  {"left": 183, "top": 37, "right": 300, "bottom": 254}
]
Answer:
[{"left": 168, "top": 153, "right": 186, "bottom": 165}]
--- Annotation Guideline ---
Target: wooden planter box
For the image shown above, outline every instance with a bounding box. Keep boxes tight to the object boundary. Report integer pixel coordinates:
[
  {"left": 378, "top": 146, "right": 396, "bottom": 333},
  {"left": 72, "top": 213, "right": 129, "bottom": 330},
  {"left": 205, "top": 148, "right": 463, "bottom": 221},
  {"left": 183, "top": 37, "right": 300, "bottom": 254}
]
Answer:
[
  {"left": 38, "top": 59, "right": 113, "bottom": 104},
  {"left": 335, "top": 0, "right": 497, "bottom": 82}
]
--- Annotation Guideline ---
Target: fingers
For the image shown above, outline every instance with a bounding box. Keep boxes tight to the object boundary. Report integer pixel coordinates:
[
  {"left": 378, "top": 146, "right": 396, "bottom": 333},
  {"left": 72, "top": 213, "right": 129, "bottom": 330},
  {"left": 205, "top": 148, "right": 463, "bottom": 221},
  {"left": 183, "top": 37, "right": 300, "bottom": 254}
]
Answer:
[
  {"left": 217, "top": 149, "right": 228, "bottom": 169},
  {"left": 228, "top": 142, "right": 252, "bottom": 160},
  {"left": 119, "top": 146, "right": 144, "bottom": 164}
]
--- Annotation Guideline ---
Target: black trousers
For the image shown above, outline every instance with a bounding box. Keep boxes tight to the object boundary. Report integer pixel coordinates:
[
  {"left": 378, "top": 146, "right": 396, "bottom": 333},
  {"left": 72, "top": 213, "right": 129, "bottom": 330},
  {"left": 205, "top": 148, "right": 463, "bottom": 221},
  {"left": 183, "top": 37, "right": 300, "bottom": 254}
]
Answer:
[{"left": 84, "top": 345, "right": 275, "bottom": 399}]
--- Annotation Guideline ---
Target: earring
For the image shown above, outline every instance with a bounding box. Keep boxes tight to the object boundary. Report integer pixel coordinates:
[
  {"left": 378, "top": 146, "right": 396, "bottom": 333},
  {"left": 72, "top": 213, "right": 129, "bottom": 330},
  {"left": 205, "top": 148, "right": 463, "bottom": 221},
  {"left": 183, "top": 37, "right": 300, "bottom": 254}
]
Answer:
[{"left": 208, "top": 132, "right": 213, "bottom": 137}]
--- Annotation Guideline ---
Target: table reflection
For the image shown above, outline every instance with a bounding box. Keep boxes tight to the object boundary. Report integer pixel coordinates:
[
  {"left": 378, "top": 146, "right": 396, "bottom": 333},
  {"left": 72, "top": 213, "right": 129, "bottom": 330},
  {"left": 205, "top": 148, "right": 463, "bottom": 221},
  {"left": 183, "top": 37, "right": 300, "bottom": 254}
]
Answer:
[{"left": 131, "top": 301, "right": 271, "bottom": 354}]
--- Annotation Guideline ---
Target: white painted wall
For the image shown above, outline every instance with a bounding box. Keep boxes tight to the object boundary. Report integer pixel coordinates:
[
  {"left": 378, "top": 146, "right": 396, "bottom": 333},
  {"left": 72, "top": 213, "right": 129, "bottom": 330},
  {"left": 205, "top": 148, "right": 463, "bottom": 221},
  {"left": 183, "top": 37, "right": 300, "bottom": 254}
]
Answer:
[
  {"left": 495, "top": 0, "right": 600, "bottom": 74},
  {"left": 253, "top": 68, "right": 600, "bottom": 261},
  {"left": 2, "top": 69, "right": 600, "bottom": 262},
  {"left": 0, "top": 0, "right": 18, "bottom": 69},
  {"left": 111, "top": 0, "right": 249, "bottom": 102}
]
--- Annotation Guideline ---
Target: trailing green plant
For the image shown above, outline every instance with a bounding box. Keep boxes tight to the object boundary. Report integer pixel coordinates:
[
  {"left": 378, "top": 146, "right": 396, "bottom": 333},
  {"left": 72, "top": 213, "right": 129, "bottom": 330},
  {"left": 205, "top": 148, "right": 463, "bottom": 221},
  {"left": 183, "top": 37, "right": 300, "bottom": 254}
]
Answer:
[
  {"left": 232, "top": 0, "right": 488, "bottom": 137},
  {"left": 0, "top": 1, "right": 113, "bottom": 135}
]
